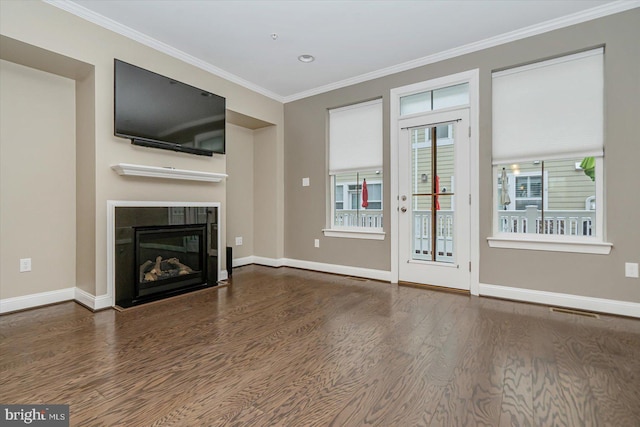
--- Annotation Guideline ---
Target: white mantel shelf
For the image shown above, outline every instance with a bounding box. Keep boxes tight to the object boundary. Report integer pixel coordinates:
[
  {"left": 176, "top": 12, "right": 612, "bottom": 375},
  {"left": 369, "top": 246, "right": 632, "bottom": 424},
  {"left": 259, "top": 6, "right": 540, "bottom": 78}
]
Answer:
[{"left": 111, "top": 163, "right": 227, "bottom": 183}]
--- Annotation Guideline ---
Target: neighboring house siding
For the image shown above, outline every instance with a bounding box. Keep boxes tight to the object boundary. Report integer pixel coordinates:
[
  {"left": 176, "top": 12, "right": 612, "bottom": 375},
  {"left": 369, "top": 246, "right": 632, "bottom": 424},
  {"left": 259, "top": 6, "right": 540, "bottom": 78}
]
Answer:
[
  {"left": 504, "top": 159, "right": 595, "bottom": 210},
  {"left": 412, "top": 135, "right": 455, "bottom": 211}
]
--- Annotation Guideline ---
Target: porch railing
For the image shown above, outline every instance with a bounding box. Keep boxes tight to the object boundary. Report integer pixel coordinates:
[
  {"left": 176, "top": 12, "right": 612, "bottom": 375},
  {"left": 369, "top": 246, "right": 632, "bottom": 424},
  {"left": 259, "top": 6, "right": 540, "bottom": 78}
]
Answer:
[
  {"left": 334, "top": 206, "right": 594, "bottom": 263},
  {"left": 413, "top": 210, "right": 454, "bottom": 263},
  {"left": 334, "top": 209, "right": 383, "bottom": 228},
  {"left": 498, "top": 206, "right": 595, "bottom": 236}
]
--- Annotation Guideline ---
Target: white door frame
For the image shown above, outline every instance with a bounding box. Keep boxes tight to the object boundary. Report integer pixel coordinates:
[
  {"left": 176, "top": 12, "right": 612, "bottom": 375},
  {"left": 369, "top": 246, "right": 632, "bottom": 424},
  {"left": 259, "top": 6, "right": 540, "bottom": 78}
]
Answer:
[{"left": 390, "top": 69, "right": 480, "bottom": 296}]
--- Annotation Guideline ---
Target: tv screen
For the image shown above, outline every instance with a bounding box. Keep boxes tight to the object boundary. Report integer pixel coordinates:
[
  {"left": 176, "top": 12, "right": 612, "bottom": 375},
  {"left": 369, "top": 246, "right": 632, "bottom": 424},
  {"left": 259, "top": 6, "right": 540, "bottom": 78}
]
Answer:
[{"left": 114, "top": 59, "right": 225, "bottom": 156}]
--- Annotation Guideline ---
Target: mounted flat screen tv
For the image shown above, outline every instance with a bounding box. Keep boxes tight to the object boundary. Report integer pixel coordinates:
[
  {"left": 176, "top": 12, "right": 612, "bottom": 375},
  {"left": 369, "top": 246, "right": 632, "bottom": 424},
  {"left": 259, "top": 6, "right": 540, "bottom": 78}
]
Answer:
[{"left": 114, "top": 59, "right": 225, "bottom": 156}]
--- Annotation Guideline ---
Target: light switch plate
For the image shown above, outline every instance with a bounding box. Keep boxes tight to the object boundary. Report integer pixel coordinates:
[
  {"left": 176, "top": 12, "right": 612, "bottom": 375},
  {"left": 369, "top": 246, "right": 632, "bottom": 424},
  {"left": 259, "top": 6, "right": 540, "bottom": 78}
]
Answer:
[
  {"left": 302, "top": 177, "right": 310, "bottom": 187},
  {"left": 625, "top": 262, "right": 639, "bottom": 278},
  {"left": 235, "top": 237, "right": 243, "bottom": 246},
  {"left": 314, "top": 239, "right": 320, "bottom": 248},
  {"left": 20, "top": 258, "right": 31, "bottom": 272}
]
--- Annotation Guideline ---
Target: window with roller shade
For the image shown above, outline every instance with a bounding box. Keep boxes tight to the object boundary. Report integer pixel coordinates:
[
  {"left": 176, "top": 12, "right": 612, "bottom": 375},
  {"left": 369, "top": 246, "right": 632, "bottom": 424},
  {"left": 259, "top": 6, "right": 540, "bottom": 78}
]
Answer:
[
  {"left": 491, "top": 48, "right": 606, "bottom": 249},
  {"left": 325, "top": 99, "right": 384, "bottom": 237}
]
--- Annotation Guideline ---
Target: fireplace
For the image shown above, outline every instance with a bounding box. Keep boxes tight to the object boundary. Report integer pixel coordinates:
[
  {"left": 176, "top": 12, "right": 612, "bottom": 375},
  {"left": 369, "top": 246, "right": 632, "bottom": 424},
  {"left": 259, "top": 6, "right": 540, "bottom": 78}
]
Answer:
[
  {"left": 114, "top": 206, "right": 219, "bottom": 308},
  {"left": 136, "top": 224, "right": 207, "bottom": 299}
]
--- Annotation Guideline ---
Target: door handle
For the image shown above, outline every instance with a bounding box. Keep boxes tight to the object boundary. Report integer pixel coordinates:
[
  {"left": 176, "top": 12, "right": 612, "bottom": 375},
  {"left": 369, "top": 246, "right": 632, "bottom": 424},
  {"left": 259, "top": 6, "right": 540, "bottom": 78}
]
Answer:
[{"left": 401, "top": 207, "right": 407, "bottom": 213}]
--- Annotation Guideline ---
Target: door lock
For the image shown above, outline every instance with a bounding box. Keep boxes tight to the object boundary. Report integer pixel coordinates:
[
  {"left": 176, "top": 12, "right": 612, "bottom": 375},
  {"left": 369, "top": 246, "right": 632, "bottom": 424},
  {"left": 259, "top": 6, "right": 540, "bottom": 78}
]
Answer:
[
  {"left": 401, "top": 195, "right": 407, "bottom": 201},
  {"left": 401, "top": 207, "right": 407, "bottom": 213}
]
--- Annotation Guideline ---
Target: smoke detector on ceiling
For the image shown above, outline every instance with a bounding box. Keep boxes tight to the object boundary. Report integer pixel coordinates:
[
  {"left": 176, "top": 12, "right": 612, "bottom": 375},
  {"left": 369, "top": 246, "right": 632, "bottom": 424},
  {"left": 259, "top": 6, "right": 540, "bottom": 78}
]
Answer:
[{"left": 298, "top": 54, "right": 315, "bottom": 63}]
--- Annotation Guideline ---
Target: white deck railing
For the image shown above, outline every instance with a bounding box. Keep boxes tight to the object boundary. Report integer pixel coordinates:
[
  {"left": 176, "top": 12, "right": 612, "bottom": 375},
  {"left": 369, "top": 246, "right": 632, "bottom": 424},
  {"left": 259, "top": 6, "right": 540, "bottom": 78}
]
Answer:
[
  {"left": 498, "top": 206, "right": 595, "bottom": 236},
  {"left": 334, "top": 209, "right": 383, "bottom": 228},
  {"left": 413, "top": 210, "right": 454, "bottom": 263},
  {"left": 335, "top": 207, "right": 594, "bottom": 263}
]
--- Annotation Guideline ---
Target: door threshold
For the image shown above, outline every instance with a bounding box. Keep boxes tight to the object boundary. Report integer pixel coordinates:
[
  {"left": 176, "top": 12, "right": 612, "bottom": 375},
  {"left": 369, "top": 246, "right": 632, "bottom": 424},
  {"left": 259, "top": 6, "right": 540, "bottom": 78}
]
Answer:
[{"left": 398, "top": 281, "right": 470, "bottom": 295}]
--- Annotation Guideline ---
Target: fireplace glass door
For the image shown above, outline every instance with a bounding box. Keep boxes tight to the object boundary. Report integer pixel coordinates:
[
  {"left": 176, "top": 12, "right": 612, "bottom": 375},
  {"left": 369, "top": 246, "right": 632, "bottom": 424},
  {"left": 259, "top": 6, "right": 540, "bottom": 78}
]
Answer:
[{"left": 135, "top": 224, "right": 207, "bottom": 299}]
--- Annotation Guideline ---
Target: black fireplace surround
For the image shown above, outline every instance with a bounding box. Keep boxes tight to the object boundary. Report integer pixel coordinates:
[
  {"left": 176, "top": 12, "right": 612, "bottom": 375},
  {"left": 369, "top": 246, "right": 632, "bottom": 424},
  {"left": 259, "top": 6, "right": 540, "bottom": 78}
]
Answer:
[{"left": 115, "top": 206, "right": 219, "bottom": 308}]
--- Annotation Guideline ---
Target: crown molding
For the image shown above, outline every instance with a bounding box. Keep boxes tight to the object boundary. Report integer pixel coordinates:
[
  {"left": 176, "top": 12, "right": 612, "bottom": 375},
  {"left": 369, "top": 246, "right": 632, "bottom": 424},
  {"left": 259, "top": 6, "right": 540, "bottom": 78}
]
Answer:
[
  {"left": 43, "top": 0, "right": 285, "bottom": 102},
  {"left": 282, "top": 0, "right": 640, "bottom": 102},
  {"left": 44, "top": 0, "right": 638, "bottom": 104}
]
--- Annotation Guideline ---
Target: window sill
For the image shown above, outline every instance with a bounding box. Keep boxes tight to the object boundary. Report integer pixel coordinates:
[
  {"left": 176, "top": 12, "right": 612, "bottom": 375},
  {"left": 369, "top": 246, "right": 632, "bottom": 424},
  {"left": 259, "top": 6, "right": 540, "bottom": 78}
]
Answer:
[
  {"left": 487, "top": 235, "right": 612, "bottom": 255},
  {"left": 322, "top": 228, "right": 386, "bottom": 240}
]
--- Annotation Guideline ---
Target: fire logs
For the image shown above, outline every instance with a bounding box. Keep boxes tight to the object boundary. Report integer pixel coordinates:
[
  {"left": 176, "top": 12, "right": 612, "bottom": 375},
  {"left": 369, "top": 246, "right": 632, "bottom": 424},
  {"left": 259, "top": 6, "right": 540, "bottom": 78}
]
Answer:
[
  {"left": 166, "top": 258, "right": 193, "bottom": 275},
  {"left": 139, "top": 256, "right": 196, "bottom": 282}
]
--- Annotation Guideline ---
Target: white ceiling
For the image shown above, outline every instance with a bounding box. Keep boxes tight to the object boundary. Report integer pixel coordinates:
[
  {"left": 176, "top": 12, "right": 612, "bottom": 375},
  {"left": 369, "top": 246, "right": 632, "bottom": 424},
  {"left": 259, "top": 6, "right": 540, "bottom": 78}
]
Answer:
[{"left": 54, "top": 0, "right": 636, "bottom": 102}]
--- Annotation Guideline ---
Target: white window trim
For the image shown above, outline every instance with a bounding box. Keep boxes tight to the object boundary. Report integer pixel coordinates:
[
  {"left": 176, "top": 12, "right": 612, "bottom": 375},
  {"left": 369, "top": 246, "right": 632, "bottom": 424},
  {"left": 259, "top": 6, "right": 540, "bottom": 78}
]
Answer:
[
  {"left": 323, "top": 228, "right": 386, "bottom": 240},
  {"left": 487, "top": 235, "right": 612, "bottom": 254},
  {"left": 489, "top": 157, "right": 610, "bottom": 254}
]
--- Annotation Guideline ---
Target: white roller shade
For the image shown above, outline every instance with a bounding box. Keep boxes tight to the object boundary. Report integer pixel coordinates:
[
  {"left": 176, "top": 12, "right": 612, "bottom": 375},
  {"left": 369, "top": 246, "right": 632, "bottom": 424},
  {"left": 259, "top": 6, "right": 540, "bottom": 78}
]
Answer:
[
  {"left": 329, "top": 99, "right": 382, "bottom": 174},
  {"left": 492, "top": 48, "right": 603, "bottom": 165}
]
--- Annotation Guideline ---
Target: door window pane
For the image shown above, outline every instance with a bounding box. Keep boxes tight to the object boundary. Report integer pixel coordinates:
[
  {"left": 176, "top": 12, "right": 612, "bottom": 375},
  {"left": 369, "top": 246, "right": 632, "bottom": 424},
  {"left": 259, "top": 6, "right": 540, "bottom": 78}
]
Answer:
[
  {"left": 410, "top": 124, "right": 455, "bottom": 264},
  {"left": 435, "top": 196, "right": 455, "bottom": 263}
]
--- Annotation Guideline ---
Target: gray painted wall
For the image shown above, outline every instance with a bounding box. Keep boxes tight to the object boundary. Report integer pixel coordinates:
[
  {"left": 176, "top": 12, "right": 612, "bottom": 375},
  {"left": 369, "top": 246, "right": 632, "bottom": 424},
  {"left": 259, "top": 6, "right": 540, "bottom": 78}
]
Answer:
[
  {"left": 226, "top": 124, "right": 255, "bottom": 260},
  {"left": 0, "top": 60, "right": 76, "bottom": 299},
  {"left": 284, "top": 9, "right": 640, "bottom": 303}
]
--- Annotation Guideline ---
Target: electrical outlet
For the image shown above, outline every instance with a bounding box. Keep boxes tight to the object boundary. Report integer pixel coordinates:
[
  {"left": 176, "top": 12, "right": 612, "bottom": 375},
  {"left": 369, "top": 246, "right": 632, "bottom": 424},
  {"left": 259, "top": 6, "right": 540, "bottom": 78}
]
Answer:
[
  {"left": 20, "top": 258, "right": 32, "bottom": 272},
  {"left": 314, "top": 239, "right": 320, "bottom": 248},
  {"left": 625, "top": 262, "right": 639, "bottom": 278},
  {"left": 302, "top": 177, "right": 310, "bottom": 187},
  {"left": 235, "top": 237, "right": 243, "bottom": 246}
]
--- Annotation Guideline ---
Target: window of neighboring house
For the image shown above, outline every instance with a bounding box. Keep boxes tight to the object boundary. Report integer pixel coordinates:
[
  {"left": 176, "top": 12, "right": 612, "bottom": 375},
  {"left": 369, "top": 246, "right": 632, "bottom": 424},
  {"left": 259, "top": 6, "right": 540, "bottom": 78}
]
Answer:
[
  {"left": 335, "top": 184, "right": 344, "bottom": 210},
  {"left": 490, "top": 48, "right": 609, "bottom": 254},
  {"left": 513, "top": 172, "right": 544, "bottom": 210},
  {"left": 325, "top": 99, "right": 384, "bottom": 239},
  {"left": 336, "top": 180, "right": 382, "bottom": 210},
  {"left": 515, "top": 175, "right": 541, "bottom": 209}
]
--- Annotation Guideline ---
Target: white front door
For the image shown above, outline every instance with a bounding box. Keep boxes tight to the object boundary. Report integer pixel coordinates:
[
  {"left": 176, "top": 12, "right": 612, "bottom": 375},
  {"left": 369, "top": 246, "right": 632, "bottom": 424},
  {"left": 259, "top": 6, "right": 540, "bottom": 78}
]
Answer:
[{"left": 398, "top": 108, "right": 470, "bottom": 290}]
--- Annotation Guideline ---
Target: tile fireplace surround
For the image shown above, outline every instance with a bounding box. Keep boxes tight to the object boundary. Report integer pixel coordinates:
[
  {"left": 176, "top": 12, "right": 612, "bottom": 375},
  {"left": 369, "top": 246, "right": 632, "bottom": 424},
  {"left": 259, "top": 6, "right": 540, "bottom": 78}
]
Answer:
[{"left": 107, "top": 201, "right": 223, "bottom": 308}]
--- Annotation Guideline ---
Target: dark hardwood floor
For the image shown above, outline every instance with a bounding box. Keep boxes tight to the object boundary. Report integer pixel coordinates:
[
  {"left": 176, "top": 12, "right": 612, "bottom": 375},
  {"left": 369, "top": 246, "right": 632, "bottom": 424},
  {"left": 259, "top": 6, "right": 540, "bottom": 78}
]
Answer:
[{"left": 1, "top": 265, "right": 639, "bottom": 426}]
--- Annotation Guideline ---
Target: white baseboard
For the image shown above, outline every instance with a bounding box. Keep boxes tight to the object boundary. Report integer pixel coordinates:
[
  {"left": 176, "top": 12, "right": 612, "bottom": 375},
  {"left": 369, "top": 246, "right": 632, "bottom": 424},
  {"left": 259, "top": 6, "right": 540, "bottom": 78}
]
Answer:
[
  {"left": 218, "top": 270, "right": 229, "bottom": 281},
  {"left": 74, "top": 288, "right": 112, "bottom": 311},
  {"left": 283, "top": 258, "right": 391, "bottom": 282},
  {"left": 479, "top": 283, "right": 640, "bottom": 318},
  {"left": 2, "top": 269, "right": 233, "bottom": 314},
  {"left": 230, "top": 256, "right": 391, "bottom": 282},
  {"left": 233, "top": 255, "right": 286, "bottom": 268},
  {"left": 0, "top": 287, "right": 75, "bottom": 314},
  {"left": 253, "top": 256, "right": 286, "bottom": 267},
  {"left": 74, "top": 288, "right": 96, "bottom": 309},
  {"left": 93, "top": 294, "right": 112, "bottom": 310},
  {"left": 231, "top": 255, "right": 284, "bottom": 268},
  {"left": 232, "top": 256, "right": 255, "bottom": 268}
]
